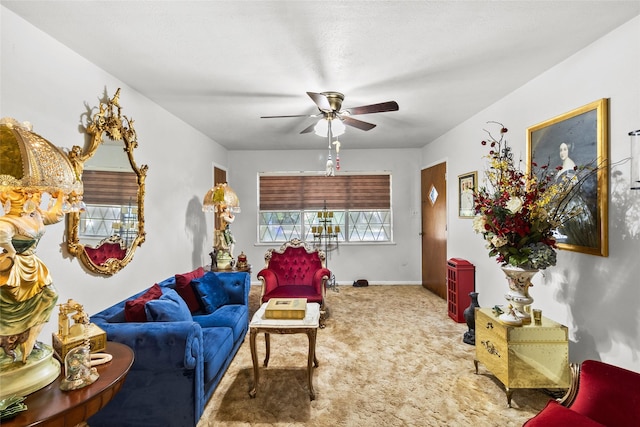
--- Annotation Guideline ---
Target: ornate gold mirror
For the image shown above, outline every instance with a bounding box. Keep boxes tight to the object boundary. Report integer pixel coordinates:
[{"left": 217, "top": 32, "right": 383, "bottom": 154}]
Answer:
[{"left": 66, "top": 88, "right": 148, "bottom": 275}]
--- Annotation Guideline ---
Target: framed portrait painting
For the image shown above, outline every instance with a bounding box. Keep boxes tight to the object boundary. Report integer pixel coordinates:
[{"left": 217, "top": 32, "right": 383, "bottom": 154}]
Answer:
[
  {"left": 526, "top": 98, "right": 609, "bottom": 257},
  {"left": 458, "top": 171, "right": 477, "bottom": 218}
]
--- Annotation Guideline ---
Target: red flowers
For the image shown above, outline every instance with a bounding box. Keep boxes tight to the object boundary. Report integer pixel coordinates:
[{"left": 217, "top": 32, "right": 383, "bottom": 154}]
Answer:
[{"left": 472, "top": 122, "right": 569, "bottom": 269}]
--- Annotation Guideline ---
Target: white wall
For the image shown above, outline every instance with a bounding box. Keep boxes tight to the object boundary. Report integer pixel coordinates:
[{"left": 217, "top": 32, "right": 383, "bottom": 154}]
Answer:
[
  {"left": 227, "top": 148, "right": 423, "bottom": 284},
  {"left": 1, "top": 7, "right": 226, "bottom": 340},
  {"left": 424, "top": 16, "right": 640, "bottom": 371}
]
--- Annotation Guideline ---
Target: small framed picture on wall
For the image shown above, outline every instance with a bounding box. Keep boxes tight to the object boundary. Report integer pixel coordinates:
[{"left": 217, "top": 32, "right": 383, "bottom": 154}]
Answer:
[{"left": 458, "top": 171, "right": 477, "bottom": 218}]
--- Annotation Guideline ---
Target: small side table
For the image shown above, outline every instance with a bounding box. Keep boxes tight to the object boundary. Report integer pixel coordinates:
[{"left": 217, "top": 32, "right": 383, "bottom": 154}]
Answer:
[
  {"left": 474, "top": 308, "right": 570, "bottom": 407},
  {"left": 3, "top": 342, "right": 134, "bottom": 427},
  {"left": 207, "top": 264, "right": 252, "bottom": 273},
  {"left": 249, "top": 302, "right": 320, "bottom": 400}
]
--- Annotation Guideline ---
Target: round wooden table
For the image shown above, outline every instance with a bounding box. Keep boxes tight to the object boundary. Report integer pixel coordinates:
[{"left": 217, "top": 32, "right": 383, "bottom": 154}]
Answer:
[{"left": 3, "top": 341, "right": 134, "bottom": 427}]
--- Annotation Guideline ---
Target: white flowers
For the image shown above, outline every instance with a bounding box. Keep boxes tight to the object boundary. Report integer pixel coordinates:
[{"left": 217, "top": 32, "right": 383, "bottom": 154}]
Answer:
[
  {"left": 505, "top": 196, "right": 524, "bottom": 214},
  {"left": 473, "top": 215, "right": 509, "bottom": 247},
  {"left": 491, "top": 235, "right": 509, "bottom": 248},
  {"left": 472, "top": 215, "right": 486, "bottom": 233}
]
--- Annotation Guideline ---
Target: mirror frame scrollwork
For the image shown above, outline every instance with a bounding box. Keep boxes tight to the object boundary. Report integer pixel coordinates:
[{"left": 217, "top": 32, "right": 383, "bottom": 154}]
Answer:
[{"left": 66, "top": 88, "right": 148, "bottom": 275}]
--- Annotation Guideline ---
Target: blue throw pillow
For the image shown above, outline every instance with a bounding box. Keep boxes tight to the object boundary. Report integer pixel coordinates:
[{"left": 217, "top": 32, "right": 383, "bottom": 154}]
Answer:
[
  {"left": 145, "top": 289, "right": 192, "bottom": 322},
  {"left": 192, "top": 272, "right": 229, "bottom": 313}
]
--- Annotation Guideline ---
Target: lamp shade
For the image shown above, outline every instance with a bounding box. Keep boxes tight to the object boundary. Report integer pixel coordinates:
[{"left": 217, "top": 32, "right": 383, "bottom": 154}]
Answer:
[
  {"left": 0, "top": 117, "right": 79, "bottom": 195},
  {"left": 202, "top": 183, "right": 240, "bottom": 212}
]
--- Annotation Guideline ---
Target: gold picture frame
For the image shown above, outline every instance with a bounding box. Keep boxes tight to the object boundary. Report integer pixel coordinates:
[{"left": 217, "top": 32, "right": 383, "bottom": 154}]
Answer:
[
  {"left": 458, "top": 171, "right": 477, "bottom": 218},
  {"left": 526, "top": 98, "right": 609, "bottom": 257}
]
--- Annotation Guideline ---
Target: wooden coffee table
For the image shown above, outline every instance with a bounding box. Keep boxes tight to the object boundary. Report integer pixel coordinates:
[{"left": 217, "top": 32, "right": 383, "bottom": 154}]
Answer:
[
  {"left": 3, "top": 341, "right": 134, "bottom": 427},
  {"left": 249, "top": 302, "right": 320, "bottom": 400}
]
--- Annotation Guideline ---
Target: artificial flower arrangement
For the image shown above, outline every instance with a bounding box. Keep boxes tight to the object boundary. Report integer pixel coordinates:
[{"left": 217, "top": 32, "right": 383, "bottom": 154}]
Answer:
[{"left": 472, "top": 122, "right": 593, "bottom": 270}]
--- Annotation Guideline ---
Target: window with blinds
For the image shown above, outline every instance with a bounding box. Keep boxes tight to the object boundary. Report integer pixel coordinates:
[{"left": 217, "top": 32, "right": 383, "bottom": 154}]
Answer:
[
  {"left": 258, "top": 173, "right": 392, "bottom": 243},
  {"left": 79, "top": 170, "right": 138, "bottom": 245}
]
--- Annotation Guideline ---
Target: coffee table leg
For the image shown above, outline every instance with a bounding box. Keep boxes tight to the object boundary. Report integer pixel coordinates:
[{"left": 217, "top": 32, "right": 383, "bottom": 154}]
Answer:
[
  {"left": 264, "top": 332, "right": 271, "bottom": 367},
  {"left": 249, "top": 328, "right": 258, "bottom": 398},
  {"left": 307, "top": 328, "right": 317, "bottom": 400}
]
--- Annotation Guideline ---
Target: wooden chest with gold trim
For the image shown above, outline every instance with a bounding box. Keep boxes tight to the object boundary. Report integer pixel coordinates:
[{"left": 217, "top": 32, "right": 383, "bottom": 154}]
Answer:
[{"left": 474, "top": 307, "right": 570, "bottom": 405}]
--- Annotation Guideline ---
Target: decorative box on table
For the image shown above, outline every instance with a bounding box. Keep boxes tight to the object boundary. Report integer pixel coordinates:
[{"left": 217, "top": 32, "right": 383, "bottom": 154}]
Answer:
[{"left": 265, "top": 298, "right": 307, "bottom": 319}]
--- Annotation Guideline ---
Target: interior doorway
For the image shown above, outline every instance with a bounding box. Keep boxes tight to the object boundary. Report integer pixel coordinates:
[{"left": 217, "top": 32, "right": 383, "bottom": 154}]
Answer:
[
  {"left": 421, "top": 162, "right": 447, "bottom": 299},
  {"left": 214, "top": 166, "right": 227, "bottom": 185}
]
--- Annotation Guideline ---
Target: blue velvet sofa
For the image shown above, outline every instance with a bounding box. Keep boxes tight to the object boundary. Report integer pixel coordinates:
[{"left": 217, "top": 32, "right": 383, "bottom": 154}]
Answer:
[{"left": 88, "top": 270, "right": 251, "bottom": 427}]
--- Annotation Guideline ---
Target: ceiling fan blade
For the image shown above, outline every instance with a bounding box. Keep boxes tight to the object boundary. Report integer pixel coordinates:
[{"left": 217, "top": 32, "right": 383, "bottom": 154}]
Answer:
[
  {"left": 341, "top": 116, "right": 377, "bottom": 131},
  {"left": 300, "top": 123, "right": 317, "bottom": 134},
  {"left": 261, "top": 114, "right": 314, "bottom": 119},
  {"left": 306, "top": 92, "right": 332, "bottom": 111},
  {"left": 346, "top": 101, "right": 399, "bottom": 115}
]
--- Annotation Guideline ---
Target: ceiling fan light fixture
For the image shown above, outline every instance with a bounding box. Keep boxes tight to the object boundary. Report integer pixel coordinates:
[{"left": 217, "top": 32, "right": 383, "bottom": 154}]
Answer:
[
  {"left": 332, "top": 119, "right": 346, "bottom": 136},
  {"left": 314, "top": 118, "right": 345, "bottom": 137},
  {"left": 313, "top": 119, "right": 327, "bottom": 136}
]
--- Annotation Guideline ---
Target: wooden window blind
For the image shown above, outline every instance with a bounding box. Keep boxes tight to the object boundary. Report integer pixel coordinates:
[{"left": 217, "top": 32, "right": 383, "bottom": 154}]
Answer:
[
  {"left": 82, "top": 170, "right": 138, "bottom": 205},
  {"left": 259, "top": 174, "right": 390, "bottom": 210}
]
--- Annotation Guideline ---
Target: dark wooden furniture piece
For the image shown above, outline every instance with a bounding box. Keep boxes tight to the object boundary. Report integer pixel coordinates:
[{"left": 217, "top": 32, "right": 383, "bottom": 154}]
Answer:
[
  {"left": 210, "top": 264, "right": 252, "bottom": 273},
  {"left": 3, "top": 342, "right": 134, "bottom": 427}
]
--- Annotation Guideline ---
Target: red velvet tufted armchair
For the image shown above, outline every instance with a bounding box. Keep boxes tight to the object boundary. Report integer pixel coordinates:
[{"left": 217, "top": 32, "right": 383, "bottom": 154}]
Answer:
[
  {"left": 257, "top": 239, "right": 331, "bottom": 323},
  {"left": 523, "top": 359, "right": 640, "bottom": 426},
  {"left": 84, "top": 236, "right": 128, "bottom": 266}
]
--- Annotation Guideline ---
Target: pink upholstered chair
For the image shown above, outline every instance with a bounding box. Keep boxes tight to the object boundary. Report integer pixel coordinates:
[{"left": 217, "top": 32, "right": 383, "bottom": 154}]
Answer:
[
  {"left": 523, "top": 359, "right": 640, "bottom": 426},
  {"left": 257, "top": 239, "right": 331, "bottom": 324}
]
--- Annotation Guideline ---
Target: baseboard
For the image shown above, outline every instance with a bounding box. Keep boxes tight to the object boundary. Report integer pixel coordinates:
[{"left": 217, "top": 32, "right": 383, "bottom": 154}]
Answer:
[
  {"left": 335, "top": 281, "right": 422, "bottom": 286},
  {"left": 249, "top": 281, "right": 423, "bottom": 286}
]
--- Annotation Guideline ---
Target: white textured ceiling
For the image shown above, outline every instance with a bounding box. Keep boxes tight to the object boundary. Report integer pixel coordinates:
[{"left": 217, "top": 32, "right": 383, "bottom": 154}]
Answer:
[{"left": 3, "top": 1, "right": 639, "bottom": 150}]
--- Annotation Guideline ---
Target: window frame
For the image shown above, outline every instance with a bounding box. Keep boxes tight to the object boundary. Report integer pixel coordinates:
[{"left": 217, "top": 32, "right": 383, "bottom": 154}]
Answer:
[{"left": 257, "top": 172, "right": 393, "bottom": 244}]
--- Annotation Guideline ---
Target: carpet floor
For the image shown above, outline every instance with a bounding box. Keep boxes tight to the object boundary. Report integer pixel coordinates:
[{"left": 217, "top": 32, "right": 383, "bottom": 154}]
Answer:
[{"left": 198, "top": 285, "right": 555, "bottom": 426}]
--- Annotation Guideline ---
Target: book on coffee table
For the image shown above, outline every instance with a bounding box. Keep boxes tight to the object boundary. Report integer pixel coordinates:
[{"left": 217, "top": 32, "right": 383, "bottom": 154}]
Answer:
[{"left": 264, "top": 298, "right": 307, "bottom": 319}]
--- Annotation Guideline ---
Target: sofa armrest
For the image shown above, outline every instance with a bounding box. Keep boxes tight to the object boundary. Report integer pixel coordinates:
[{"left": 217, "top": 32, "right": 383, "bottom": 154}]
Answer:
[
  {"left": 257, "top": 269, "right": 278, "bottom": 300},
  {"left": 91, "top": 319, "right": 203, "bottom": 370},
  {"left": 556, "top": 362, "right": 581, "bottom": 406},
  {"left": 313, "top": 267, "right": 331, "bottom": 298}
]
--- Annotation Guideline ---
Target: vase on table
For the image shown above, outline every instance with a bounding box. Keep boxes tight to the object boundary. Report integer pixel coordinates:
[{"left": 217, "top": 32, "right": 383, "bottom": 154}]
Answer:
[
  {"left": 500, "top": 265, "right": 538, "bottom": 326},
  {"left": 463, "top": 292, "right": 480, "bottom": 345}
]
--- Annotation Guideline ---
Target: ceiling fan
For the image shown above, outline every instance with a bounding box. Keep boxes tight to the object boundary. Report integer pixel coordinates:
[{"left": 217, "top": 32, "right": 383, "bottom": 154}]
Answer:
[{"left": 260, "top": 91, "right": 399, "bottom": 134}]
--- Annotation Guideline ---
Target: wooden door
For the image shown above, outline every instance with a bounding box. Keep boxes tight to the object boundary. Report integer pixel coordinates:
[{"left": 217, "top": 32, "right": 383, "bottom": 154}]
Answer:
[
  {"left": 214, "top": 167, "right": 226, "bottom": 185},
  {"left": 421, "top": 162, "right": 447, "bottom": 299}
]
